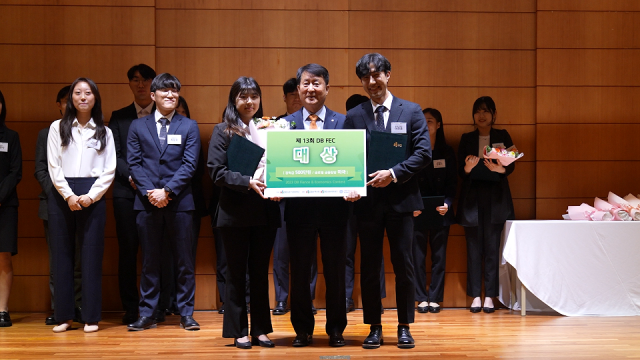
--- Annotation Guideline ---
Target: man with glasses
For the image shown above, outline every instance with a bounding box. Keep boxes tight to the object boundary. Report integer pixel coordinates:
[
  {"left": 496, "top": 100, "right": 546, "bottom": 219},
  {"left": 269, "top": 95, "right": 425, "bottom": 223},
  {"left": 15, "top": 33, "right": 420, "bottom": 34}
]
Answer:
[{"left": 126, "top": 73, "right": 201, "bottom": 331}]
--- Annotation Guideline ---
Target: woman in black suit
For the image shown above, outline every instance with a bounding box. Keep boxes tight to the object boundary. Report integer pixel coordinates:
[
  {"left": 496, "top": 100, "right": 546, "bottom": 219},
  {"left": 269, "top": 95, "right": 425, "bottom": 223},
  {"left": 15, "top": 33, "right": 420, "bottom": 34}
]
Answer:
[
  {"left": 456, "top": 96, "right": 515, "bottom": 314},
  {"left": 207, "top": 77, "right": 280, "bottom": 349},
  {"left": 412, "top": 108, "right": 456, "bottom": 314},
  {"left": 0, "top": 89, "right": 22, "bottom": 327}
]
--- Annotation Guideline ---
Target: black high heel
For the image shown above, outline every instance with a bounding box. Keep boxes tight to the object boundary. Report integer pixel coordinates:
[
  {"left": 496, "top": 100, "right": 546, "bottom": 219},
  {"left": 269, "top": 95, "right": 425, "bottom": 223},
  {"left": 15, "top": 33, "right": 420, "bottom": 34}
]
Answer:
[{"left": 252, "top": 336, "right": 275, "bottom": 347}]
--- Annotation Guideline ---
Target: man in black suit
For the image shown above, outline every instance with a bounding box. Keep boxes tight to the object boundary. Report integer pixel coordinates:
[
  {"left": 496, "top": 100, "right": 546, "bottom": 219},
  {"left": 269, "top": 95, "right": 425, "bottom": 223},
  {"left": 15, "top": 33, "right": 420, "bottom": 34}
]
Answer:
[
  {"left": 283, "top": 64, "right": 356, "bottom": 348},
  {"left": 126, "top": 73, "right": 201, "bottom": 331},
  {"left": 273, "top": 77, "right": 318, "bottom": 316},
  {"left": 108, "top": 64, "right": 156, "bottom": 325},
  {"left": 343, "top": 53, "right": 431, "bottom": 349}
]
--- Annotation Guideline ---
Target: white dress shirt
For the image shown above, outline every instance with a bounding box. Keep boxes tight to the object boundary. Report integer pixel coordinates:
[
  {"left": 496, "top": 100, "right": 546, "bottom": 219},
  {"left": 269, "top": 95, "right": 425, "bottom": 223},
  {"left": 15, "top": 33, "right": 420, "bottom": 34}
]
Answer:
[
  {"left": 47, "top": 118, "right": 116, "bottom": 201},
  {"left": 134, "top": 101, "right": 154, "bottom": 119},
  {"left": 154, "top": 109, "right": 175, "bottom": 135},
  {"left": 370, "top": 93, "right": 394, "bottom": 129},
  {"left": 302, "top": 106, "right": 327, "bottom": 130}
]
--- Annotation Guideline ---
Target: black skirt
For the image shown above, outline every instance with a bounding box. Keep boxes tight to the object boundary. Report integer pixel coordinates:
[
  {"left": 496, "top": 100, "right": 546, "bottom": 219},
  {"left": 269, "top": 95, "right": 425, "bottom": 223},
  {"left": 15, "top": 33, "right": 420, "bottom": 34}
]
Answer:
[{"left": 0, "top": 206, "right": 18, "bottom": 255}]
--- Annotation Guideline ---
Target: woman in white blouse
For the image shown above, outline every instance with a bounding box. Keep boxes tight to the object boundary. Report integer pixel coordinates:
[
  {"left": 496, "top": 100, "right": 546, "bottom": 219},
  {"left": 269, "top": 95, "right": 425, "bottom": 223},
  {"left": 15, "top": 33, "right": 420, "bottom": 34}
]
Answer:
[{"left": 47, "top": 78, "right": 116, "bottom": 333}]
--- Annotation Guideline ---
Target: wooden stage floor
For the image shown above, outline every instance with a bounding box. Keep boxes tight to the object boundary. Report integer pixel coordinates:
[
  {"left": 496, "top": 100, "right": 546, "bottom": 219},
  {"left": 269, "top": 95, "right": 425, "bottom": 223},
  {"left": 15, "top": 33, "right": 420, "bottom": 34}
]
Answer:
[{"left": 1, "top": 309, "right": 640, "bottom": 359}]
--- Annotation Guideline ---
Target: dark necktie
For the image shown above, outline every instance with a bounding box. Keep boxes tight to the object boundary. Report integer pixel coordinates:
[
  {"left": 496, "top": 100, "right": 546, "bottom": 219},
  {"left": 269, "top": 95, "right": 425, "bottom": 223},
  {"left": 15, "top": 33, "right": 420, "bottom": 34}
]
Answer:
[
  {"left": 159, "top": 118, "right": 168, "bottom": 150},
  {"left": 375, "top": 105, "right": 386, "bottom": 131}
]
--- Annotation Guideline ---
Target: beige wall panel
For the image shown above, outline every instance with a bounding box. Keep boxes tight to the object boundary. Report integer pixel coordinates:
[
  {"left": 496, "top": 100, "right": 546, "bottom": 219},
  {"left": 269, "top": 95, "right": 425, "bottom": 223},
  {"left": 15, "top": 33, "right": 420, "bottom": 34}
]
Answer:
[
  {"left": 349, "top": 0, "right": 535, "bottom": 12},
  {"left": 194, "top": 275, "right": 219, "bottom": 310},
  {"left": 349, "top": 12, "right": 535, "bottom": 50},
  {"left": 538, "top": 124, "right": 640, "bottom": 161},
  {"left": 538, "top": 11, "right": 640, "bottom": 49},
  {"left": 8, "top": 276, "right": 50, "bottom": 312},
  {"left": 388, "top": 87, "right": 536, "bottom": 125},
  {"left": 538, "top": 49, "right": 640, "bottom": 86},
  {"left": 0, "top": 6, "right": 154, "bottom": 45},
  {"left": 442, "top": 272, "right": 470, "bottom": 307},
  {"left": 156, "top": 10, "right": 348, "bottom": 48},
  {"left": 536, "top": 161, "right": 640, "bottom": 198},
  {"left": 0, "top": 45, "right": 155, "bottom": 84},
  {"left": 537, "top": 0, "right": 640, "bottom": 11},
  {"left": 347, "top": 50, "right": 536, "bottom": 87},
  {"left": 536, "top": 198, "right": 595, "bottom": 220},
  {"left": 156, "top": 0, "right": 348, "bottom": 10},
  {"left": 537, "top": 87, "right": 640, "bottom": 124},
  {"left": 507, "top": 161, "right": 535, "bottom": 199},
  {"left": 13, "top": 238, "right": 49, "bottom": 276},
  {"left": 0, "top": 1, "right": 153, "bottom": 5},
  {"left": 514, "top": 198, "right": 536, "bottom": 220},
  {"left": 446, "top": 124, "right": 536, "bottom": 162}
]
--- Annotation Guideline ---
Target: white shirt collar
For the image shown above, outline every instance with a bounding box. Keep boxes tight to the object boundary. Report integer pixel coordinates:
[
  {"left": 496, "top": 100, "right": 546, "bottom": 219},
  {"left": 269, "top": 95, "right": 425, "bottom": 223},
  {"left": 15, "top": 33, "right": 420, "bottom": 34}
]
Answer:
[
  {"left": 154, "top": 109, "right": 175, "bottom": 123},
  {"left": 72, "top": 118, "right": 96, "bottom": 129},
  {"left": 371, "top": 93, "right": 394, "bottom": 113},
  {"left": 237, "top": 118, "right": 249, "bottom": 130},
  {"left": 302, "top": 106, "right": 327, "bottom": 122},
  {"left": 134, "top": 101, "right": 154, "bottom": 117}
]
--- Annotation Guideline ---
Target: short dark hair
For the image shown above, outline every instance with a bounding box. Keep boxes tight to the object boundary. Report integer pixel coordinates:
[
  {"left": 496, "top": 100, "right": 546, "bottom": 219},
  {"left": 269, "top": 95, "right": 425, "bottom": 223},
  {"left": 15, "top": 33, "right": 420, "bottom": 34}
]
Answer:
[
  {"left": 355, "top": 53, "right": 391, "bottom": 79},
  {"left": 151, "top": 73, "right": 181, "bottom": 92},
  {"left": 56, "top": 85, "right": 71, "bottom": 103},
  {"left": 127, "top": 64, "right": 156, "bottom": 81},
  {"left": 0, "top": 89, "right": 6, "bottom": 125},
  {"left": 282, "top": 77, "right": 298, "bottom": 95},
  {"left": 472, "top": 96, "right": 497, "bottom": 125},
  {"left": 296, "top": 64, "right": 329, "bottom": 85},
  {"left": 345, "top": 94, "right": 369, "bottom": 112},
  {"left": 178, "top": 96, "right": 191, "bottom": 119}
]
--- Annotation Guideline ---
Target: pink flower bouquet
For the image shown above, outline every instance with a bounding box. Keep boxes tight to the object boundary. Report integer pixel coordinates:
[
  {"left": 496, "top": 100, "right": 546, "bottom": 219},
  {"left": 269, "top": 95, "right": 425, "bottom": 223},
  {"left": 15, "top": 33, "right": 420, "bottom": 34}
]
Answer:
[{"left": 483, "top": 145, "right": 524, "bottom": 166}]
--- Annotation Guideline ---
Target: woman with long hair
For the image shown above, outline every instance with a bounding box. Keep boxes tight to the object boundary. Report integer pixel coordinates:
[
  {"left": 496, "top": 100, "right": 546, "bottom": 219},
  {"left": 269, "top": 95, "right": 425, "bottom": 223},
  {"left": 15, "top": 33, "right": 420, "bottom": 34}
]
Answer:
[
  {"left": 456, "top": 96, "right": 515, "bottom": 314},
  {"left": 412, "top": 108, "right": 457, "bottom": 314},
  {"left": 0, "top": 89, "right": 22, "bottom": 327},
  {"left": 47, "top": 78, "right": 116, "bottom": 332},
  {"left": 207, "top": 77, "right": 280, "bottom": 349}
]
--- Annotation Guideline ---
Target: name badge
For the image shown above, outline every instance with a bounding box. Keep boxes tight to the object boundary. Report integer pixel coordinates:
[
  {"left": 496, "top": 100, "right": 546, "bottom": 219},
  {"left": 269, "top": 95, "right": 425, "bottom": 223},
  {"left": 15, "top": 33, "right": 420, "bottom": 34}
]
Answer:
[
  {"left": 492, "top": 142, "right": 505, "bottom": 148},
  {"left": 0, "top": 142, "right": 7, "bottom": 152},
  {"left": 433, "top": 159, "right": 446, "bottom": 168},
  {"left": 87, "top": 139, "right": 101, "bottom": 150},
  {"left": 390, "top": 122, "right": 406, "bottom": 134},
  {"left": 168, "top": 135, "right": 182, "bottom": 145}
]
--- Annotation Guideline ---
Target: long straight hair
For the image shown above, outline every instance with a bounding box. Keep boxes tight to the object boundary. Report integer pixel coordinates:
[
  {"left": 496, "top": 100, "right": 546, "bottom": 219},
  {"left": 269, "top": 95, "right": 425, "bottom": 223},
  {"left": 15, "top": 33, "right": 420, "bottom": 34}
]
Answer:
[
  {"left": 422, "top": 108, "right": 447, "bottom": 152},
  {"left": 0, "top": 89, "right": 6, "bottom": 127},
  {"left": 223, "top": 77, "right": 263, "bottom": 137},
  {"left": 60, "top": 78, "right": 107, "bottom": 151}
]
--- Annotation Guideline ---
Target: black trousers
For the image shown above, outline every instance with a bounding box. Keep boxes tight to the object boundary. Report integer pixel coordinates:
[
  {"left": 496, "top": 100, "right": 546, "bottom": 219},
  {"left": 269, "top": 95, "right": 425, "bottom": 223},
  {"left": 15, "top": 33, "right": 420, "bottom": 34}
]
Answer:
[
  {"left": 359, "top": 209, "right": 415, "bottom": 325},
  {"left": 44, "top": 220, "right": 82, "bottom": 311},
  {"left": 113, "top": 196, "right": 140, "bottom": 314},
  {"left": 464, "top": 184, "right": 504, "bottom": 298},
  {"left": 210, "top": 223, "right": 249, "bottom": 305},
  {"left": 287, "top": 222, "right": 347, "bottom": 336},
  {"left": 219, "top": 226, "right": 276, "bottom": 338},
  {"left": 273, "top": 201, "right": 317, "bottom": 303},
  {"left": 49, "top": 177, "right": 105, "bottom": 323},
  {"left": 137, "top": 210, "right": 195, "bottom": 317},
  {"left": 345, "top": 214, "right": 386, "bottom": 302},
  {"left": 413, "top": 226, "right": 450, "bottom": 303}
]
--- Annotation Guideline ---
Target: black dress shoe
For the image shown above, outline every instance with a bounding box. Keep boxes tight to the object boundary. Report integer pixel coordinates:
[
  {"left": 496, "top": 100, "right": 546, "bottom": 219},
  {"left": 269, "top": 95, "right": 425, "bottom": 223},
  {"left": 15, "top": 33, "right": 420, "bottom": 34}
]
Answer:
[
  {"left": 45, "top": 314, "right": 57, "bottom": 325},
  {"left": 417, "top": 303, "right": 429, "bottom": 313},
  {"left": 362, "top": 325, "right": 383, "bottom": 349},
  {"left": 312, "top": 304, "right": 317, "bottom": 315},
  {"left": 429, "top": 305, "right": 441, "bottom": 313},
  {"left": 483, "top": 306, "right": 495, "bottom": 313},
  {"left": 74, "top": 307, "right": 84, "bottom": 324},
  {"left": 0, "top": 311, "right": 12, "bottom": 327},
  {"left": 127, "top": 316, "right": 157, "bottom": 331},
  {"left": 154, "top": 311, "right": 166, "bottom": 323},
  {"left": 218, "top": 304, "right": 225, "bottom": 314},
  {"left": 252, "top": 336, "right": 275, "bottom": 347},
  {"left": 346, "top": 298, "right": 355, "bottom": 313},
  {"left": 273, "top": 301, "right": 288, "bottom": 315},
  {"left": 292, "top": 333, "right": 312, "bottom": 347},
  {"left": 470, "top": 306, "right": 482, "bottom": 313},
  {"left": 329, "top": 334, "right": 346, "bottom": 347},
  {"left": 397, "top": 325, "right": 415, "bottom": 348},
  {"left": 234, "top": 338, "right": 252, "bottom": 349},
  {"left": 122, "top": 311, "right": 138, "bottom": 325},
  {"left": 180, "top": 316, "right": 200, "bottom": 331}
]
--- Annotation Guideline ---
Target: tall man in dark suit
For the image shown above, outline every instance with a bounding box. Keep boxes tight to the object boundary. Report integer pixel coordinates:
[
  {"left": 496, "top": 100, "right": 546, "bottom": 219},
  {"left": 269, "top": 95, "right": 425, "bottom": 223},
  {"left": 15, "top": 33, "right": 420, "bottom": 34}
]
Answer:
[
  {"left": 108, "top": 64, "right": 156, "bottom": 325},
  {"left": 283, "top": 64, "right": 354, "bottom": 348},
  {"left": 273, "top": 77, "right": 319, "bottom": 316},
  {"left": 343, "top": 53, "right": 432, "bottom": 349},
  {"left": 126, "top": 73, "right": 201, "bottom": 331}
]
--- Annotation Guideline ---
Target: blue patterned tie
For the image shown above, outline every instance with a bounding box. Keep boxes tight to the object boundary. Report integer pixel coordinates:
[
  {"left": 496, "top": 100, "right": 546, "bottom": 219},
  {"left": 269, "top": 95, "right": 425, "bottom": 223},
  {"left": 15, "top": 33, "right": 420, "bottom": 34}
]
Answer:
[
  {"left": 375, "top": 105, "right": 386, "bottom": 131},
  {"left": 159, "top": 118, "right": 168, "bottom": 150}
]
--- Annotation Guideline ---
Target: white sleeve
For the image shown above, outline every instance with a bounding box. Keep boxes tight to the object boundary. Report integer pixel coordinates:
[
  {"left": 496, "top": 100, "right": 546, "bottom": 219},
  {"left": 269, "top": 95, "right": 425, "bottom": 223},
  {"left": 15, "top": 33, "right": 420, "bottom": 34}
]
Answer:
[
  {"left": 47, "top": 120, "right": 74, "bottom": 200},
  {"left": 87, "top": 128, "right": 117, "bottom": 201}
]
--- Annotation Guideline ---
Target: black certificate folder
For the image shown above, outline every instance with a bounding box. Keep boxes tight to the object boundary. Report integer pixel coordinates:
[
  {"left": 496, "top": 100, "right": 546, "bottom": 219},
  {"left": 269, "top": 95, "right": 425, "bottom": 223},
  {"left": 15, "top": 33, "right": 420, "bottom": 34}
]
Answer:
[
  {"left": 420, "top": 196, "right": 445, "bottom": 228},
  {"left": 367, "top": 131, "right": 408, "bottom": 173},
  {"left": 227, "top": 134, "right": 265, "bottom": 177}
]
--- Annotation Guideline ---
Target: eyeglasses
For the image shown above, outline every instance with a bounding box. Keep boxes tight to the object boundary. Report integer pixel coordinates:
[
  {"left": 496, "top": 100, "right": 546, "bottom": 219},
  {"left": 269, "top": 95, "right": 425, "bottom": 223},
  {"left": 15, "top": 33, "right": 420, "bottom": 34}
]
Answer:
[{"left": 156, "top": 88, "right": 179, "bottom": 96}]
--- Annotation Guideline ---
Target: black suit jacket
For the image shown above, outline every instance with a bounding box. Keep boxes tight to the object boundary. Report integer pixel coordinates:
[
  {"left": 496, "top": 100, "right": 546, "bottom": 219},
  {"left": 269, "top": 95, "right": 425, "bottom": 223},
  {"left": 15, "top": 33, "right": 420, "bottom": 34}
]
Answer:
[
  {"left": 34, "top": 127, "right": 54, "bottom": 219},
  {"left": 456, "top": 128, "right": 515, "bottom": 226},
  {"left": 207, "top": 122, "right": 280, "bottom": 228},
  {"left": 415, "top": 144, "right": 457, "bottom": 227},
  {"left": 127, "top": 113, "right": 200, "bottom": 212},
  {"left": 343, "top": 96, "right": 432, "bottom": 215},
  {"left": 0, "top": 124, "right": 22, "bottom": 207}
]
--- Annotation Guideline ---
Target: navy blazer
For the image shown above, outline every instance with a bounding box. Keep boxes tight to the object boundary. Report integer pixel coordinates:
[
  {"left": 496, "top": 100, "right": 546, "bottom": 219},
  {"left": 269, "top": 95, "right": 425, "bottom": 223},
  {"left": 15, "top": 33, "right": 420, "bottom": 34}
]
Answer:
[
  {"left": 283, "top": 107, "right": 351, "bottom": 225},
  {"left": 127, "top": 112, "right": 201, "bottom": 212},
  {"left": 0, "top": 124, "right": 22, "bottom": 207},
  {"left": 34, "top": 127, "right": 54, "bottom": 219},
  {"left": 343, "top": 96, "right": 432, "bottom": 214},
  {"left": 456, "top": 128, "right": 515, "bottom": 226},
  {"left": 414, "top": 144, "right": 457, "bottom": 228}
]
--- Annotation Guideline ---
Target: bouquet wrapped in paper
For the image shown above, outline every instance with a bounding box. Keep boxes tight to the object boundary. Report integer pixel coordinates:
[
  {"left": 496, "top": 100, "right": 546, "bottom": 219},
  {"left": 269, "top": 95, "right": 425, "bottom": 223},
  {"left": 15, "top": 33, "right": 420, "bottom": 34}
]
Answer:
[
  {"left": 483, "top": 145, "right": 524, "bottom": 166},
  {"left": 606, "top": 192, "right": 636, "bottom": 221},
  {"left": 565, "top": 203, "right": 600, "bottom": 221},
  {"left": 248, "top": 117, "right": 291, "bottom": 182}
]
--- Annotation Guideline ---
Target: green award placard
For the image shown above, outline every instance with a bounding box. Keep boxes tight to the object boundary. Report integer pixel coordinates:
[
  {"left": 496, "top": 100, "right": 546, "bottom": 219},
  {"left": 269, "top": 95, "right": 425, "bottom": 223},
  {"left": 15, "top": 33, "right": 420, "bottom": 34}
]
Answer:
[{"left": 264, "top": 129, "right": 367, "bottom": 198}]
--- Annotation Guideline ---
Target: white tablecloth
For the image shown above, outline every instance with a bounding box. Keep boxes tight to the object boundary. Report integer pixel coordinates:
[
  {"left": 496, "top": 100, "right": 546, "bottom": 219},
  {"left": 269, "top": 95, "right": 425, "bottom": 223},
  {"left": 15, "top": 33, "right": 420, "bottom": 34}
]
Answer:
[{"left": 498, "top": 220, "right": 640, "bottom": 316}]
